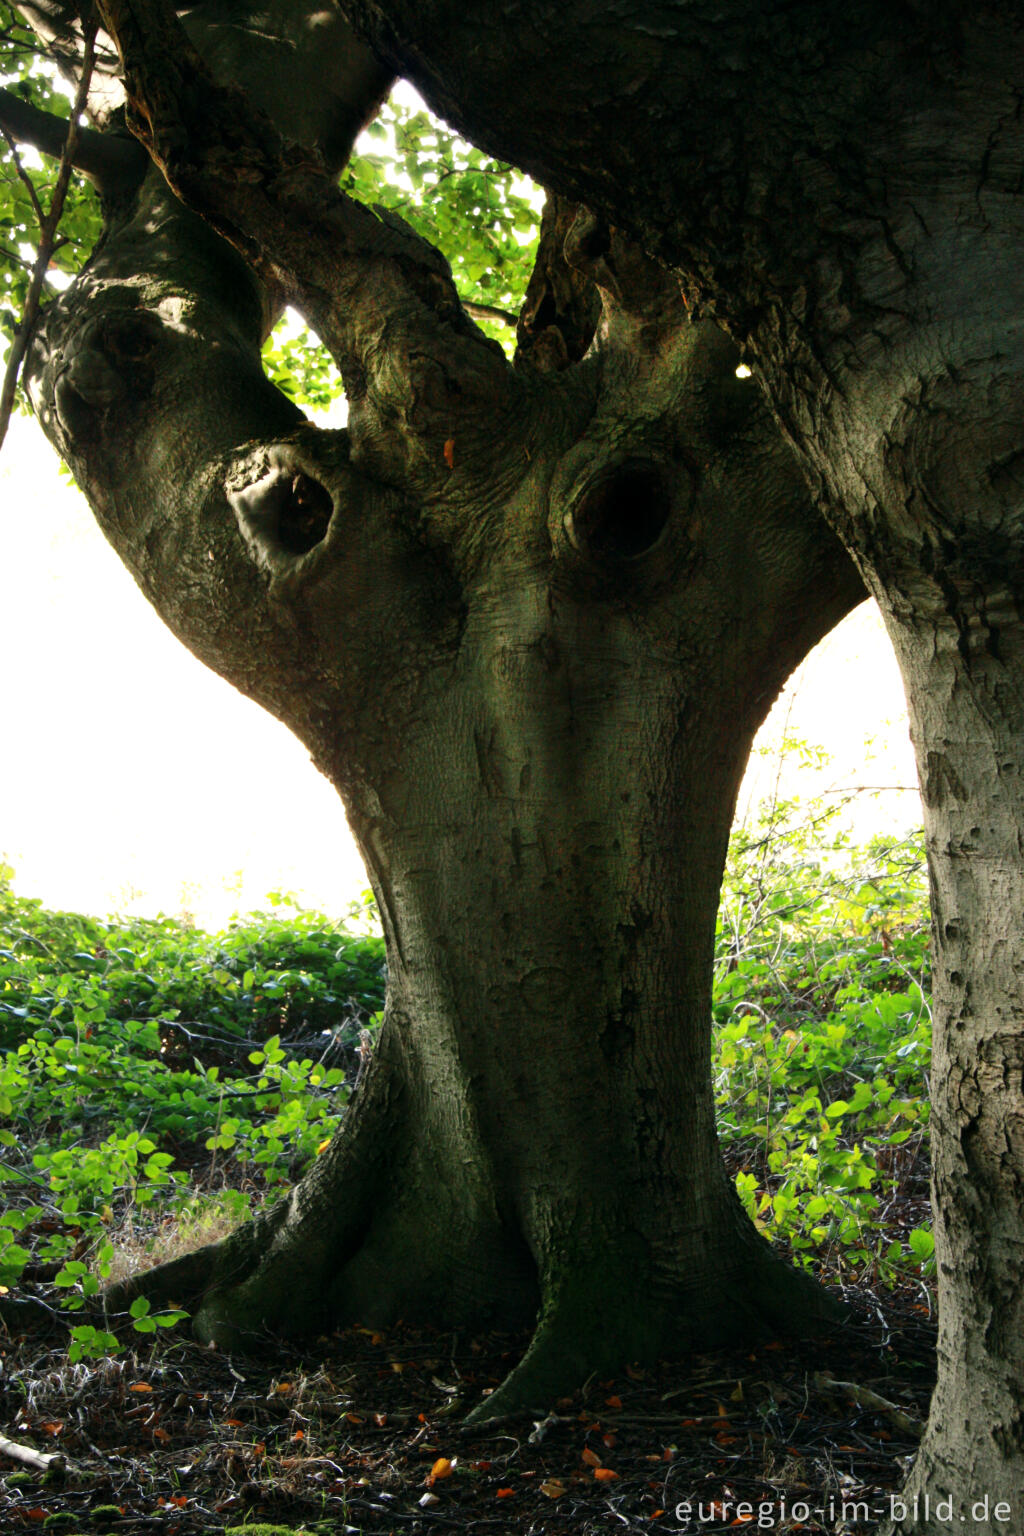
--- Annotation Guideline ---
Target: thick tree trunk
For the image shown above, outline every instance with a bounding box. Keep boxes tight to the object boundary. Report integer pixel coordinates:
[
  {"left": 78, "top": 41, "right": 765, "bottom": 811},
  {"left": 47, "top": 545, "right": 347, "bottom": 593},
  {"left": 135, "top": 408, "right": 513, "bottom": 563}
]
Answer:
[
  {"left": 182, "top": 525, "right": 856, "bottom": 1417},
  {"left": 20, "top": 0, "right": 866, "bottom": 1409},
  {"left": 329, "top": 0, "right": 1024, "bottom": 1496},
  {"left": 880, "top": 607, "right": 1024, "bottom": 1531}
]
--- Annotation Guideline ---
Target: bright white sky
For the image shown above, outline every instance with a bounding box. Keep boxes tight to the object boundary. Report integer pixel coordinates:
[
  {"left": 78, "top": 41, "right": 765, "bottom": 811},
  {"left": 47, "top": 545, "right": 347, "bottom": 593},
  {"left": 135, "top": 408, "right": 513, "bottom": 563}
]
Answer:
[{"left": 0, "top": 411, "right": 921, "bottom": 928}]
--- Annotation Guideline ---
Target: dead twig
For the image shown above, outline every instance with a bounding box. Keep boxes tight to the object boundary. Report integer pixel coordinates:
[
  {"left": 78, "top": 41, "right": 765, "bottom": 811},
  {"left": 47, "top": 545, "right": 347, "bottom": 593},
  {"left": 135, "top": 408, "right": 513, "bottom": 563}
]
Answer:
[
  {"left": 813, "top": 1370, "right": 924, "bottom": 1440},
  {"left": 0, "top": 1431, "right": 66, "bottom": 1473}
]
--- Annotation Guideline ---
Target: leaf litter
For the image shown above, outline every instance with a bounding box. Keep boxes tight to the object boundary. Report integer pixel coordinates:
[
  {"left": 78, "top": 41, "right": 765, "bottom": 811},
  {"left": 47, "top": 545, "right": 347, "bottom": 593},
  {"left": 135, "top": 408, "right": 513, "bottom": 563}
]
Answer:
[{"left": 0, "top": 1281, "right": 934, "bottom": 1534}]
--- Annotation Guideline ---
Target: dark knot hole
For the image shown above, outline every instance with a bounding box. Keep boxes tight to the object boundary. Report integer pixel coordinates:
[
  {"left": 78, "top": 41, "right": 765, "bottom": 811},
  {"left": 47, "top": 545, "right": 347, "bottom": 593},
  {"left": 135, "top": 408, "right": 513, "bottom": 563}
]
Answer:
[
  {"left": 273, "top": 471, "right": 334, "bottom": 554},
  {"left": 570, "top": 459, "right": 672, "bottom": 560}
]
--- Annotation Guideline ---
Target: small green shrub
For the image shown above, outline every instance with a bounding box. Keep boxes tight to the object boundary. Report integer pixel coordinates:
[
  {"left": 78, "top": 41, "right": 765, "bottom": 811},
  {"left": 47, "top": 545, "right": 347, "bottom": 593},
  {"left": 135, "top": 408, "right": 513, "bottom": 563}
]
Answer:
[{"left": 715, "top": 789, "right": 932, "bottom": 1288}]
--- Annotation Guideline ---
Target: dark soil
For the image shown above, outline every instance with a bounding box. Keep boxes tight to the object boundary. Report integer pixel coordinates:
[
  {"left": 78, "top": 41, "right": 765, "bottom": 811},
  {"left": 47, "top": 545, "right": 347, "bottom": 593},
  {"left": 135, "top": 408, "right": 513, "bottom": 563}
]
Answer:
[{"left": 0, "top": 1283, "right": 935, "bottom": 1535}]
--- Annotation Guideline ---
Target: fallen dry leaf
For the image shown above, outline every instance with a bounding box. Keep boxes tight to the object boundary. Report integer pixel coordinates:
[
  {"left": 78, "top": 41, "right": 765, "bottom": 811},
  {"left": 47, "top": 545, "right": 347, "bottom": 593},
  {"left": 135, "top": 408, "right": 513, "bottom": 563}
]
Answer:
[{"left": 540, "top": 1478, "right": 567, "bottom": 1499}]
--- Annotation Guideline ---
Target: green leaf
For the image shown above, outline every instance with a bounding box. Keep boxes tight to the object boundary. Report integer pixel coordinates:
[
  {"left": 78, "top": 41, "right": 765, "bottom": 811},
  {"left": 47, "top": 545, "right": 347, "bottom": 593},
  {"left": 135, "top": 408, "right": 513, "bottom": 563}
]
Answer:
[{"left": 908, "top": 1227, "right": 934, "bottom": 1261}]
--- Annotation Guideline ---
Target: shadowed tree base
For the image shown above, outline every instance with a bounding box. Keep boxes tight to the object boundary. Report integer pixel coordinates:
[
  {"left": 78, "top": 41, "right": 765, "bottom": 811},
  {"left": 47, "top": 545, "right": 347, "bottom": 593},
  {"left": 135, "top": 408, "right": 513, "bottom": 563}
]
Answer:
[{"left": 106, "top": 1013, "right": 842, "bottom": 1421}]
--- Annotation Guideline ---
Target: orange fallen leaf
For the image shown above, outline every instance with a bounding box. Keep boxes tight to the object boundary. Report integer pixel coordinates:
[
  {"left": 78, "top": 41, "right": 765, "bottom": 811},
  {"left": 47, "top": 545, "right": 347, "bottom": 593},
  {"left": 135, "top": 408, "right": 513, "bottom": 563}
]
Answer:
[
  {"left": 443, "top": 438, "right": 455, "bottom": 469},
  {"left": 602, "top": 1433, "right": 617, "bottom": 1448},
  {"left": 276, "top": 1382, "right": 293, "bottom": 1394},
  {"left": 731, "top": 1517, "right": 755, "bottom": 1526},
  {"left": 292, "top": 1430, "right": 305, "bottom": 1441},
  {"left": 129, "top": 1383, "right": 153, "bottom": 1393},
  {"left": 346, "top": 1413, "right": 364, "bottom": 1424},
  {"left": 495, "top": 1487, "right": 515, "bottom": 1499},
  {"left": 540, "top": 1478, "right": 566, "bottom": 1499},
  {"left": 224, "top": 1419, "right": 244, "bottom": 1428},
  {"left": 153, "top": 1427, "right": 171, "bottom": 1442},
  {"left": 581, "top": 1446, "right": 602, "bottom": 1468},
  {"left": 604, "top": 1394, "right": 623, "bottom": 1410},
  {"left": 594, "top": 1467, "right": 619, "bottom": 1482},
  {"left": 474, "top": 1460, "right": 492, "bottom": 1471},
  {"left": 428, "top": 1457, "right": 454, "bottom": 1484},
  {"left": 39, "top": 1422, "right": 64, "bottom": 1436},
  {"left": 24, "top": 1509, "right": 46, "bottom": 1521},
  {"left": 650, "top": 1512, "right": 665, "bottom": 1520}
]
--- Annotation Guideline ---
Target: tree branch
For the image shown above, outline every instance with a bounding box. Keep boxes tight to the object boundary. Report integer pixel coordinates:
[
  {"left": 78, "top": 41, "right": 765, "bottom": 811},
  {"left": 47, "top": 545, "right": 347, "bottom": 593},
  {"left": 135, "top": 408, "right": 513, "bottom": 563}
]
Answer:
[
  {"left": 514, "top": 192, "right": 601, "bottom": 372},
  {"left": 0, "top": 83, "right": 146, "bottom": 188},
  {"left": 462, "top": 298, "right": 517, "bottom": 327},
  {"left": 0, "top": 124, "right": 46, "bottom": 224},
  {"left": 95, "top": 0, "right": 515, "bottom": 495},
  {"left": 0, "top": 13, "right": 97, "bottom": 455}
]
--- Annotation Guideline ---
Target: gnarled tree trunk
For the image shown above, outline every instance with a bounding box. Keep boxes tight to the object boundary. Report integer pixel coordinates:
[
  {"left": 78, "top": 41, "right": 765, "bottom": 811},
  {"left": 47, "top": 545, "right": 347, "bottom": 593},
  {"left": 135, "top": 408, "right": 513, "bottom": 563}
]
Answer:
[
  {"left": 17, "top": 0, "right": 865, "bottom": 1417},
  {"left": 330, "top": 0, "right": 1024, "bottom": 1512}
]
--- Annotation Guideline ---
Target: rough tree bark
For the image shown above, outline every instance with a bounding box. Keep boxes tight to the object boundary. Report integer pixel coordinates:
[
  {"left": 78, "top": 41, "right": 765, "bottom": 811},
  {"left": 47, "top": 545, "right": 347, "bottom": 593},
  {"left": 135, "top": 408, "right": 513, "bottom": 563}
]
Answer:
[
  {"left": 12, "top": 0, "right": 867, "bottom": 1420},
  {"left": 326, "top": 0, "right": 1024, "bottom": 1522}
]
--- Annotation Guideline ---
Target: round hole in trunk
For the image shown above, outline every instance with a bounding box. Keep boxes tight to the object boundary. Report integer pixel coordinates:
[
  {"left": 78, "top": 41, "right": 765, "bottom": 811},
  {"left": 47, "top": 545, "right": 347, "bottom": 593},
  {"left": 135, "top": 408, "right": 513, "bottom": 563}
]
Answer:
[{"left": 567, "top": 458, "right": 672, "bottom": 560}]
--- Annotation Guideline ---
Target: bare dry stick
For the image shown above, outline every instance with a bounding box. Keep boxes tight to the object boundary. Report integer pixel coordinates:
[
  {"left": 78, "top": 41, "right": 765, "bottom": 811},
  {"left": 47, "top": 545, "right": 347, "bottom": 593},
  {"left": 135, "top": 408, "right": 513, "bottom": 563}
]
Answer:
[
  {"left": 0, "top": 1431, "right": 66, "bottom": 1473},
  {"left": 813, "top": 1371, "right": 924, "bottom": 1440},
  {"left": 0, "top": 13, "right": 97, "bottom": 455}
]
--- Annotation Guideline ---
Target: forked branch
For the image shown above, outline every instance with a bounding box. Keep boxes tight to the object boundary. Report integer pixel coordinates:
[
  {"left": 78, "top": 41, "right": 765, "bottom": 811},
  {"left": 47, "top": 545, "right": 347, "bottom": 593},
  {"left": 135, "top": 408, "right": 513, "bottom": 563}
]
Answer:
[{"left": 96, "top": 0, "right": 513, "bottom": 493}]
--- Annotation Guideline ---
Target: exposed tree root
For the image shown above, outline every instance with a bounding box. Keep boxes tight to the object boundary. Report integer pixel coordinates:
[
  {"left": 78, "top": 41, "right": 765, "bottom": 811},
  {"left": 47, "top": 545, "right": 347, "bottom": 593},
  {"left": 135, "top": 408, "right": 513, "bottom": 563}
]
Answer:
[{"left": 466, "top": 1242, "right": 844, "bottom": 1425}]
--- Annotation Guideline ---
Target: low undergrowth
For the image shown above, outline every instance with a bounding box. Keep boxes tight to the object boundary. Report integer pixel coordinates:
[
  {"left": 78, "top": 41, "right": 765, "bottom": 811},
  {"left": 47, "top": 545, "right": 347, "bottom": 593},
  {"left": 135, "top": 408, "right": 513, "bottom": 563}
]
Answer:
[
  {"left": 0, "top": 872, "right": 386, "bottom": 1353},
  {"left": 0, "top": 791, "right": 933, "bottom": 1359},
  {"left": 716, "top": 795, "right": 932, "bottom": 1295}
]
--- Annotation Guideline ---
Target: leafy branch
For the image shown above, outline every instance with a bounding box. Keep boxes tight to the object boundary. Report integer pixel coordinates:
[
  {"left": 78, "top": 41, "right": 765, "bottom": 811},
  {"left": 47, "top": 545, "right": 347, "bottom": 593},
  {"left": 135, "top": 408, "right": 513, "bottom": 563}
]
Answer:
[{"left": 0, "top": 9, "right": 97, "bottom": 453}]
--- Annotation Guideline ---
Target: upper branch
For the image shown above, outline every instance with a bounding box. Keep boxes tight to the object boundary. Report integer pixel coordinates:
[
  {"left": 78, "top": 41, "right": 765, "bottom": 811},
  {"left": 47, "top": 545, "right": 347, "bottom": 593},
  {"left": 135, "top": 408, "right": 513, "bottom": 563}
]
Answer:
[
  {"left": 97, "top": 0, "right": 515, "bottom": 495},
  {"left": 0, "top": 84, "right": 146, "bottom": 189}
]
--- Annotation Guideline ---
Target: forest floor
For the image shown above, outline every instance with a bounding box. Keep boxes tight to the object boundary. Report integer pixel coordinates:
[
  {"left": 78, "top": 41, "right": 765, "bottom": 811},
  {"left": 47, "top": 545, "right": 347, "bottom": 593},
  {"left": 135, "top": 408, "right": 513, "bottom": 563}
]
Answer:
[
  {"left": 0, "top": 1279, "right": 935, "bottom": 1536},
  {"left": 0, "top": 847, "right": 936, "bottom": 1534}
]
